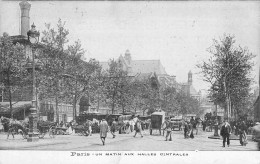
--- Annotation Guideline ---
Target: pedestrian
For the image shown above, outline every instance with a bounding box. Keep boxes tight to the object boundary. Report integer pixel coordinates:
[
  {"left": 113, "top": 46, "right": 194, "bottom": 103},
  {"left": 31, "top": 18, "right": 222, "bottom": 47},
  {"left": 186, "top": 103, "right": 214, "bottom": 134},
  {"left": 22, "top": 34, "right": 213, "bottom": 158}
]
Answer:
[
  {"left": 193, "top": 118, "right": 198, "bottom": 135},
  {"left": 66, "top": 122, "right": 73, "bottom": 135},
  {"left": 164, "top": 118, "right": 172, "bottom": 141},
  {"left": 99, "top": 119, "right": 109, "bottom": 145},
  {"left": 126, "top": 121, "right": 130, "bottom": 134},
  {"left": 133, "top": 119, "right": 143, "bottom": 137},
  {"left": 190, "top": 117, "right": 197, "bottom": 135},
  {"left": 189, "top": 122, "right": 194, "bottom": 139},
  {"left": 202, "top": 121, "right": 206, "bottom": 131},
  {"left": 220, "top": 119, "right": 231, "bottom": 147},
  {"left": 184, "top": 121, "right": 189, "bottom": 138},
  {"left": 110, "top": 118, "right": 117, "bottom": 138},
  {"left": 239, "top": 121, "right": 248, "bottom": 146},
  {"left": 88, "top": 120, "right": 92, "bottom": 136},
  {"left": 129, "top": 119, "right": 134, "bottom": 132}
]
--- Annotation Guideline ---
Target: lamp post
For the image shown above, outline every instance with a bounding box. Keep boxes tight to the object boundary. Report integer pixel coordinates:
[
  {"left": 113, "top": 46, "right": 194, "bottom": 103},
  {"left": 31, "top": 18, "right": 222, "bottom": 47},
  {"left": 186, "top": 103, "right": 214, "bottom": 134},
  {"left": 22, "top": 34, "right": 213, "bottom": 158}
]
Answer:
[{"left": 27, "top": 23, "right": 40, "bottom": 142}]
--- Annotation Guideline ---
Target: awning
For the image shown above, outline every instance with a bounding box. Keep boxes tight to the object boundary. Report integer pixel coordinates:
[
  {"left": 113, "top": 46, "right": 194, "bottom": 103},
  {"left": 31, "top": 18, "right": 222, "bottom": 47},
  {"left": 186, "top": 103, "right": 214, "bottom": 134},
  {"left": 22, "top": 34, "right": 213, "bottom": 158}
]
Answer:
[{"left": 0, "top": 101, "right": 32, "bottom": 114}]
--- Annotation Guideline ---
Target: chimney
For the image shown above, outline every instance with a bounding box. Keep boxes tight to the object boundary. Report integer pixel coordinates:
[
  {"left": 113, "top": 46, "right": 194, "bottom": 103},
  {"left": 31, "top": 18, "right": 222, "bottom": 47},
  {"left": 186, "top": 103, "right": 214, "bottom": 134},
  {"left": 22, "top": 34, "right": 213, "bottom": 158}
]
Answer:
[{"left": 19, "top": 1, "right": 31, "bottom": 37}]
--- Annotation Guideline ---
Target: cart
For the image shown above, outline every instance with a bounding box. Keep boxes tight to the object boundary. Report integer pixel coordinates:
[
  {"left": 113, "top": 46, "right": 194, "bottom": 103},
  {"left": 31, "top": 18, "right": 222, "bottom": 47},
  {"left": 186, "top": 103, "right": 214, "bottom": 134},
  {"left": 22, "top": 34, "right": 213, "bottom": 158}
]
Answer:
[
  {"left": 55, "top": 127, "right": 68, "bottom": 135},
  {"left": 73, "top": 124, "right": 89, "bottom": 136},
  {"left": 22, "top": 121, "right": 56, "bottom": 139},
  {"left": 149, "top": 111, "right": 165, "bottom": 135}
]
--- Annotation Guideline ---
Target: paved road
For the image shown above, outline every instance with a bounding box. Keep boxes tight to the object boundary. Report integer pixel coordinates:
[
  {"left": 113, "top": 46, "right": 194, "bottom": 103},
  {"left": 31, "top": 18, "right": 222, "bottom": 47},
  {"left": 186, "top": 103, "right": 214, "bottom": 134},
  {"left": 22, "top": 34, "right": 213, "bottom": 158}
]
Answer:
[{"left": 0, "top": 128, "right": 258, "bottom": 151}]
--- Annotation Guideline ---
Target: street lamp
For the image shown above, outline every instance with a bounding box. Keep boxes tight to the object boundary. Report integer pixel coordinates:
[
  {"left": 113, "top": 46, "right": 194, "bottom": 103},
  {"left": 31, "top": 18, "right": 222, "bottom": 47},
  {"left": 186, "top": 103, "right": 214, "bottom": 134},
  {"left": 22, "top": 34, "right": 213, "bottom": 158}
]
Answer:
[{"left": 27, "top": 23, "right": 40, "bottom": 142}]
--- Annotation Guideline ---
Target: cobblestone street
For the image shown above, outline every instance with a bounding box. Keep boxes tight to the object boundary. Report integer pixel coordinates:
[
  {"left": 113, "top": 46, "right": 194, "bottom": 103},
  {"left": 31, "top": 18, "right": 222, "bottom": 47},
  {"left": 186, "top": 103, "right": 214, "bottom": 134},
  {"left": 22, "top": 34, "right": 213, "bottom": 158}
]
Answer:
[{"left": 0, "top": 128, "right": 258, "bottom": 151}]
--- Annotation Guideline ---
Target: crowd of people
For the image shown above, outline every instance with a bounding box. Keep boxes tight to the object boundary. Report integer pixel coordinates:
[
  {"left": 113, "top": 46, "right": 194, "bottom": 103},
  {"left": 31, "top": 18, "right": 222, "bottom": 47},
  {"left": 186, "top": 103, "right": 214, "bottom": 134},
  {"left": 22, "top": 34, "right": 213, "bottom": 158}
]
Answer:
[{"left": 1, "top": 115, "right": 260, "bottom": 150}]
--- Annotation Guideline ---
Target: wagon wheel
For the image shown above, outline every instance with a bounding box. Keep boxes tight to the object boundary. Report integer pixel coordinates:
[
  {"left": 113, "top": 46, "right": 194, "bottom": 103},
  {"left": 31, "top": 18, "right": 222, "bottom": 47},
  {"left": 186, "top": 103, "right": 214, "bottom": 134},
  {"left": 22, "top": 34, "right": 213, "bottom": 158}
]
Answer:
[
  {"left": 80, "top": 131, "right": 85, "bottom": 136},
  {"left": 38, "top": 131, "right": 45, "bottom": 139},
  {"left": 49, "top": 126, "right": 56, "bottom": 138},
  {"left": 80, "top": 130, "right": 89, "bottom": 136},
  {"left": 76, "top": 129, "right": 83, "bottom": 136},
  {"left": 22, "top": 132, "right": 27, "bottom": 139},
  {"left": 84, "top": 130, "right": 89, "bottom": 136},
  {"left": 36, "top": 129, "right": 45, "bottom": 139},
  {"left": 20, "top": 130, "right": 27, "bottom": 139}
]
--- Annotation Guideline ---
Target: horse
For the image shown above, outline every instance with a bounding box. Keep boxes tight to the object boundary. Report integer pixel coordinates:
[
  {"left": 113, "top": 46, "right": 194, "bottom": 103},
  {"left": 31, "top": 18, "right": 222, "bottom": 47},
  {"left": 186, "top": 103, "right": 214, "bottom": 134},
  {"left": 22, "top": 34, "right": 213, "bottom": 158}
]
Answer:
[
  {"left": 7, "top": 123, "right": 28, "bottom": 139},
  {"left": 0, "top": 116, "right": 11, "bottom": 132},
  {"left": 0, "top": 117, "right": 28, "bottom": 139}
]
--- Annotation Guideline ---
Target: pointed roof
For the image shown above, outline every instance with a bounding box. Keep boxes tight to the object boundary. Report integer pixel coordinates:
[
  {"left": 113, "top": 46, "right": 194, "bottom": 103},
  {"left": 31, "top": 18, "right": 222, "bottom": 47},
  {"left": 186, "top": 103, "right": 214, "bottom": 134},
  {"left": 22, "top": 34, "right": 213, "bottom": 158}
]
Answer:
[{"left": 130, "top": 60, "right": 167, "bottom": 75}]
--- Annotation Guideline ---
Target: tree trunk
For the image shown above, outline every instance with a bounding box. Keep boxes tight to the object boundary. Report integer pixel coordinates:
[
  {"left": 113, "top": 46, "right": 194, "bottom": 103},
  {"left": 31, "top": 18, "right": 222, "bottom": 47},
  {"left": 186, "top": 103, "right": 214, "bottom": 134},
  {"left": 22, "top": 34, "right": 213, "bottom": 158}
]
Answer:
[
  {"left": 112, "top": 101, "right": 115, "bottom": 114},
  {"left": 55, "top": 95, "right": 59, "bottom": 123},
  {"left": 7, "top": 69, "right": 13, "bottom": 118},
  {"left": 111, "top": 90, "right": 116, "bottom": 114},
  {"left": 73, "top": 81, "right": 77, "bottom": 120},
  {"left": 8, "top": 86, "right": 13, "bottom": 118},
  {"left": 73, "top": 94, "right": 76, "bottom": 120}
]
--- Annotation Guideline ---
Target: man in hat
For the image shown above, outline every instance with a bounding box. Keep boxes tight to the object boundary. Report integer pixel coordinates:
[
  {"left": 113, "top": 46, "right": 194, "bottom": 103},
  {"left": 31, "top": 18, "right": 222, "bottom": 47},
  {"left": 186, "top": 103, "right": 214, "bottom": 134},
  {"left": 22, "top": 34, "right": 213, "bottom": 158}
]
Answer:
[
  {"left": 164, "top": 117, "right": 172, "bottom": 141},
  {"left": 184, "top": 121, "right": 189, "bottom": 139},
  {"left": 220, "top": 119, "right": 232, "bottom": 147},
  {"left": 99, "top": 119, "right": 109, "bottom": 145},
  {"left": 133, "top": 119, "right": 143, "bottom": 137},
  {"left": 238, "top": 121, "right": 248, "bottom": 146}
]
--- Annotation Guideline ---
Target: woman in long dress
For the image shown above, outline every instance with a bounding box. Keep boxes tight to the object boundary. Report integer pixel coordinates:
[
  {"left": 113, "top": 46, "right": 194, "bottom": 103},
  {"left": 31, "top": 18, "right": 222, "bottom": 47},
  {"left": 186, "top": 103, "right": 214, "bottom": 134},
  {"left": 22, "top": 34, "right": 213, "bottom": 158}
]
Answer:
[{"left": 99, "top": 119, "right": 109, "bottom": 145}]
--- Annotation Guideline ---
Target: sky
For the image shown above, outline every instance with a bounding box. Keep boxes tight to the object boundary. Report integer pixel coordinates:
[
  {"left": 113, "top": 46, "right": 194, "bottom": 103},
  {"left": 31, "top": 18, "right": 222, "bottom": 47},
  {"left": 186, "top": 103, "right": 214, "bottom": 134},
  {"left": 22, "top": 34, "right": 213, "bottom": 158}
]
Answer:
[{"left": 0, "top": 1, "right": 259, "bottom": 93}]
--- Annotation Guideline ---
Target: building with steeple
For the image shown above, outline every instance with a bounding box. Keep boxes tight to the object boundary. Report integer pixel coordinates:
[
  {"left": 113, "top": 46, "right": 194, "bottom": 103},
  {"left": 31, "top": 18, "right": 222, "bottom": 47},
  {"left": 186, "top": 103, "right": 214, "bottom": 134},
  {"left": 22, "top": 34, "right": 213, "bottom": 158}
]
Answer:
[
  {"left": 99, "top": 50, "right": 179, "bottom": 114},
  {"left": 180, "top": 71, "right": 200, "bottom": 100}
]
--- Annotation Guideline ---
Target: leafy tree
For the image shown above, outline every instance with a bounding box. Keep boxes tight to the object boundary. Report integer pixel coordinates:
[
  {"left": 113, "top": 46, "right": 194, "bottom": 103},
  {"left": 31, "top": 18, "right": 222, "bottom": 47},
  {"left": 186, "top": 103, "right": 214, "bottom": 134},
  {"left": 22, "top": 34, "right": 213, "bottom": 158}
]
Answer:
[
  {"left": 161, "top": 87, "right": 180, "bottom": 115},
  {"left": 38, "top": 19, "right": 70, "bottom": 122},
  {"left": 197, "top": 34, "right": 255, "bottom": 120},
  {"left": 103, "top": 59, "right": 131, "bottom": 114},
  {"left": 0, "top": 33, "right": 27, "bottom": 118},
  {"left": 127, "top": 79, "right": 148, "bottom": 114},
  {"left": 174, "top": 91, "right": 200, "bottom": 115}
]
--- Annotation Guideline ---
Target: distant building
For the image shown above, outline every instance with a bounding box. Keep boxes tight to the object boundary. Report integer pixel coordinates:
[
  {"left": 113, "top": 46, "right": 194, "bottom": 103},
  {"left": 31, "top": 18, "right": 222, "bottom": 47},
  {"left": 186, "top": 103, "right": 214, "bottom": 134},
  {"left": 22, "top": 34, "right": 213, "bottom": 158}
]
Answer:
[
  {"left": 180, "top": 71, "right": 200, "bottom": 100},
  {"left": 100, "top": 50, "right": 167, "bottom": 75},
  {"left": 98, "top": 50, "right": 178, "bottom": 115}
]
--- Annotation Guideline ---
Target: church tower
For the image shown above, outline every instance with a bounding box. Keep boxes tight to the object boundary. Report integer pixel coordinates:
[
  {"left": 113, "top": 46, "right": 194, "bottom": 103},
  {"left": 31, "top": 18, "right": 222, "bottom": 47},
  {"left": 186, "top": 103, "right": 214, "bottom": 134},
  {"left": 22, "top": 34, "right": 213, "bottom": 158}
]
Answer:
[
  {"left": 124, "top": 50, "right": 132, "bottom": 65},
  {"left": 188, "top": 70, "right": 192, "bottom": 85}
]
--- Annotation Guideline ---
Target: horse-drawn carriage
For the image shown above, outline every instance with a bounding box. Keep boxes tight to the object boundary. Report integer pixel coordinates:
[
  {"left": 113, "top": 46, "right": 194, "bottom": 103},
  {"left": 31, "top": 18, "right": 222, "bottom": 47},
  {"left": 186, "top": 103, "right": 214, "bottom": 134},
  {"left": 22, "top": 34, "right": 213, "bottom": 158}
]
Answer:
[
  {"left": 1, "top": 117, "right": 56, "bottom": 139},
  {"left": 20, "top": 120, "right": 56, "bottom": 139},
  {"left": 72, "top": 124, "right": 90, "bottom": 136},
  {"left": 32, "top": 120, "right": 56, "bottom": 138},
  {"left": 118, "top": 115, "right": 133, "bottom": 134}
]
